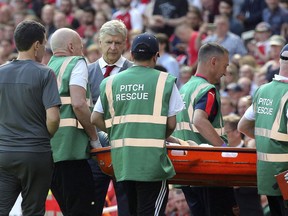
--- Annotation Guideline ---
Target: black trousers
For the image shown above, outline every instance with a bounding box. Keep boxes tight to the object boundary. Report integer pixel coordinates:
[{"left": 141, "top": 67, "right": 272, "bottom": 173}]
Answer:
[
  {"left": 122, "top": 180, "right": 169, "bottom": 216},
  {"left": 234, "top": 187, "right": 264, "bottom": 216},
  {"left": 51, "top": 160, "right": 97, "bottom": 216},
  {"left": 267, "top": 195, "right": 288, "bottom": 216},
  {"left": 88, "top": 158, "right": 131, "bottom": 216},
  {"left": 0, "top": 152, "right": 53, "bottom": 216},
  {"left": 182, "top": 186, "right": 237, "bottom": 216}
]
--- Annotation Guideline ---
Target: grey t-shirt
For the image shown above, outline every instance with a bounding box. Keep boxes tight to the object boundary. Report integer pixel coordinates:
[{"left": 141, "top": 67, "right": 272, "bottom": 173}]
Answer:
[{"left": 0, "top": 60, "right": 61, "bottom": 152}]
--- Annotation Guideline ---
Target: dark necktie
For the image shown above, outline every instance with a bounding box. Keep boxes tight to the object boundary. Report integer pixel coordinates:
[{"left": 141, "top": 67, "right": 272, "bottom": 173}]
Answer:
[{"left": 104, "top": 65, "right": 116, "bottom": 78}]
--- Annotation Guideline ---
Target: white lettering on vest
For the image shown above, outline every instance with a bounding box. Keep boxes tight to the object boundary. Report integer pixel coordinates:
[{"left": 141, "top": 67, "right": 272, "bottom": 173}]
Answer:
[
  {"left": 258, "top": 98, "right": 273, "bottom": 106},
  {"left": 257, "top": 97, "right": 273, "bottom": 115},
  {"left": 120, "top": 84, "right": 145, "bottom": 92},
  {"left": 257, "top": 106, "right": 273, "bottom": 115},
  {"left": 116, "top": 84, "right": 149, "bottom": 101}
]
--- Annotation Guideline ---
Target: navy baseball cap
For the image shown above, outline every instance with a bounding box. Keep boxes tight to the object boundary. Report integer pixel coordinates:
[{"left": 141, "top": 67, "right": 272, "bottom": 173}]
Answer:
[
  {"left": 280, "top": 44, "right": 288, "bottom": 60},
  {"left": 131, "top": 32, "right": 159, "bottom": 54}
]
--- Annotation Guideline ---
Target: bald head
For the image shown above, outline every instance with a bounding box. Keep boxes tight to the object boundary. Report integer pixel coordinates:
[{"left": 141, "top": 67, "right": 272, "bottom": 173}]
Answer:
[{"left": 50, "top": 28, "right": 83, "bottom": 56}]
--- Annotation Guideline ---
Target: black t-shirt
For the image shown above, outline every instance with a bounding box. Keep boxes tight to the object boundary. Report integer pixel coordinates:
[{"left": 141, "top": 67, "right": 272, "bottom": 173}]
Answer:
[
  {"left": 152, "top": 0, "right": 188, "bottom": 37},
  {"left": 0, "top": 60, "right": 61, "bottom": 152}
]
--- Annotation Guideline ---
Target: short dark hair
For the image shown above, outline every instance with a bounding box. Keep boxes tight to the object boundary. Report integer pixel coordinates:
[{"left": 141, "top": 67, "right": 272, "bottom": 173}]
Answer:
[
  {"left": 132, "top": 47, "right": 156, "bottom": 61},
  {"left": 14, "top": 20, "right": 46, "bottom": 51},
  {"left": 220, "top": 0, "right": 233, "bottom": 7},
  {"left": 198, "top": 42, "right": 228, "bottom": 63},
  {"left": 83, "top": 6, "right": 96, "bottom": 17}
]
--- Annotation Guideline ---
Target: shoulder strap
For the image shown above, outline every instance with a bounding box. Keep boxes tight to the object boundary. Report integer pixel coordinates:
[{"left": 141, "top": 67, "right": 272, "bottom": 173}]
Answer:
[{"left": 57, "top": 56, "right": 75, "bottom": 91}]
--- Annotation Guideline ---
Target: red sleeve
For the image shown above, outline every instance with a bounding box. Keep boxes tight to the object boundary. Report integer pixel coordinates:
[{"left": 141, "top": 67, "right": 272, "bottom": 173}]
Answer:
[{"left": 205, "top": 88, "right": 216, "bottom": 116}]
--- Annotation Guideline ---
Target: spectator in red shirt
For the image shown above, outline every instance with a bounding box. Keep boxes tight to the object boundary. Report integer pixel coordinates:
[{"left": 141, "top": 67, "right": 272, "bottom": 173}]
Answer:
[{"left": 175, "top": 23, "right": 200, "bottom": 67}]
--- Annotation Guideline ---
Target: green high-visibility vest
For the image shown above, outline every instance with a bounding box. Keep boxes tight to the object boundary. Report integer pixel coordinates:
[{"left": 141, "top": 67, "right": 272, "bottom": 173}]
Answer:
[
  {"left": 100, "top": 66, "right": 176, "bottom": 182},
  {"left": 253, "top": 80, "right": 288, "bottom": 196},
  {"left": 49, "top": 56, "right": 91, "bottom": 162},
  {"left": 173, "top": 76, "right": 226, "bottom": 144}
]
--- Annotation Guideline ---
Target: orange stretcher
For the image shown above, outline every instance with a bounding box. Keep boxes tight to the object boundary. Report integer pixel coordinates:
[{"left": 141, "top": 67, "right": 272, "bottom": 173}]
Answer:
[{"left": 91, "top": 145, "right": 257, "bottom": 187}]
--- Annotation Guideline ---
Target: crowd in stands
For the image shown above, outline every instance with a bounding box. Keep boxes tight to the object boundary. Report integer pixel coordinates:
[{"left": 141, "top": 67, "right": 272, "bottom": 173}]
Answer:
[{"left": 2, "top": 0, "right": 288, "bottom": 215}]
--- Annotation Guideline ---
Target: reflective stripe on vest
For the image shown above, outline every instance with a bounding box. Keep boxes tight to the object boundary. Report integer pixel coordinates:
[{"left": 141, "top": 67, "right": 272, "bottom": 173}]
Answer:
[
  {"left": 57, "top": 56, "right": 74, "bottom": 91},
  {"left": 257, "top": 152, "right": 288, "bottom": 162},
  {"left": 61, "top": 96, "right": 91, "bottom": 107},
  {"left": 59, "top": 118, "right": 84, "bottom": 129},
  {"left": 59, "top": 96, "right": 90, "bottom": 130},
  {"left": 111, "top": 138, "right": 165, "bottom": 148},
  {"left": 255, "top": 92, "right": 288, "bottom": 142},
  {"left": 154, "top": 72, "right": 167, "bottom": 116},
  {"left": 105, "top": 75, "right": 116, "bottom": 118},
  {"left": 105, "top": 114, "right": 167, "bottom": 128},
  {"left": 105, "top": 72, "right": 168, "bottom": 127},
  {"left": 105, "top": 72, "right": 168, "bottom": 148},
  {"left": 174, "top": 83, "right": 224, "bottom": 136},
  {"left": 175, "top": 121, "right": 223, "bottom": 135},
  {"left": 56, "top": 57, "right": 87, "bottom": 131}
]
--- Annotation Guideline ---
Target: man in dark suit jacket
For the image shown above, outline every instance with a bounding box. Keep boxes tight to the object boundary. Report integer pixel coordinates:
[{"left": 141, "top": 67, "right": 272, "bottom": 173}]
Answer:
[{"left": 88, "top": 20, "right": 133, "bottom": 216}]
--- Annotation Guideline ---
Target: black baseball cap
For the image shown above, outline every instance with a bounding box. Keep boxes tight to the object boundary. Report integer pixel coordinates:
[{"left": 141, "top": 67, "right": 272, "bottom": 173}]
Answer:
[
  {"left": 131, "top": 32, "right": 159, "bottom": 54},
  {"left": 280, "top": 44, "right": 288, "bottom": 60}
]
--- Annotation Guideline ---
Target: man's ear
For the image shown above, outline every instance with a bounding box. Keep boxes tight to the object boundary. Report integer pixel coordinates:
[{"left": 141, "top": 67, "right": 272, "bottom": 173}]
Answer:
[
  {"left": 34, "top": 41, "right": 40, "bottom": 51},
  {"left": 68, "top": 42, "right": 73, "bottom": 53},
  {"left": 130, "top": 51, "right": 135, "bottom": 60},
  {"left": 211, "top": 56, "right": 217, "bottom": 66},
  {"left": 153, "top": 52, "right": 159, "bottom": 63}
]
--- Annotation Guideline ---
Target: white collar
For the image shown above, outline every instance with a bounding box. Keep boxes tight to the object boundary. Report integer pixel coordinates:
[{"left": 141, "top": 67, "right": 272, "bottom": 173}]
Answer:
[
  {"left": 274, "top": 74, "right": 288, "bottom": 81},
  {"left": 99, "top": 56, "right": 126, "bottom": 69}
]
